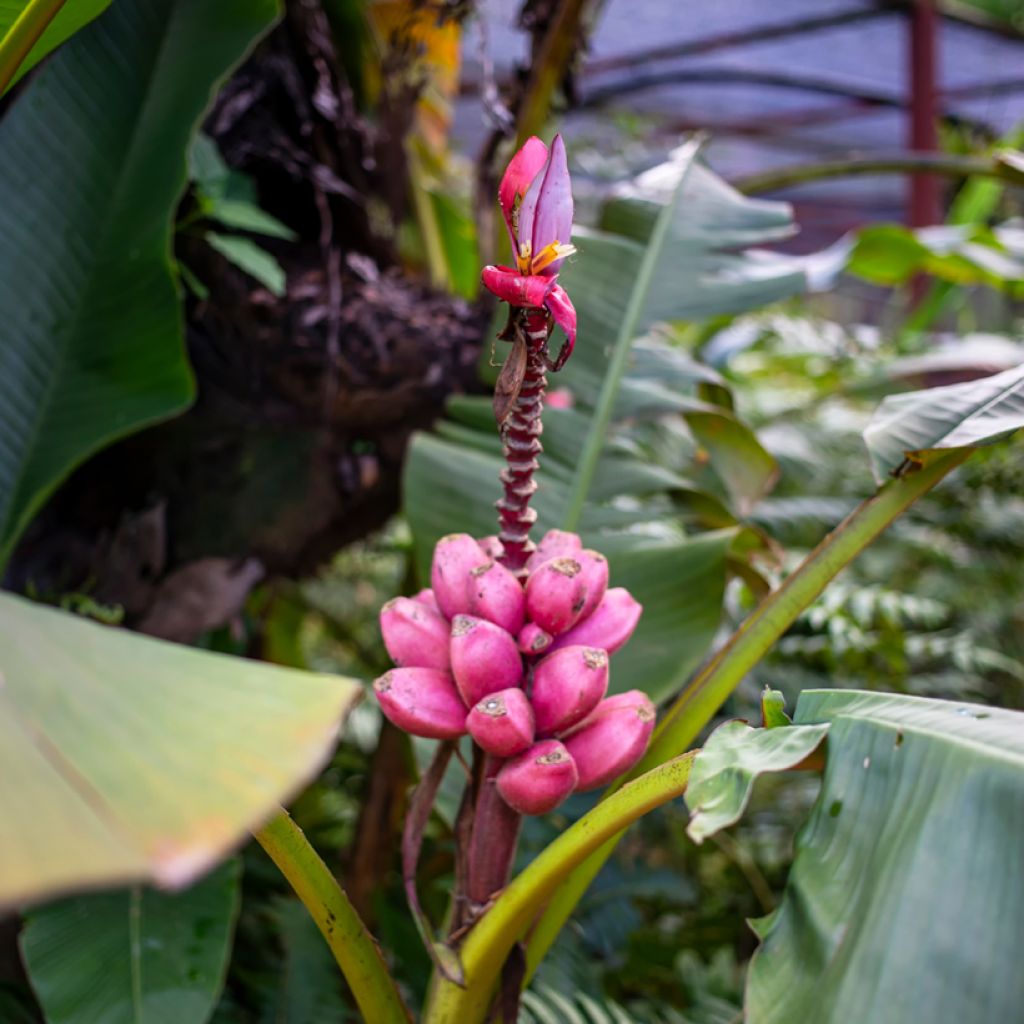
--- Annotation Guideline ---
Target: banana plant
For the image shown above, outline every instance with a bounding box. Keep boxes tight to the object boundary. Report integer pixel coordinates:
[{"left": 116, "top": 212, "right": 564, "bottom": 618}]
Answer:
[
  {"left": 202, "top": 133, "right": 1023, "bottom": 1023},
  {"left": 3, "top": 3, "right": 1024, "bottom": 1020}
]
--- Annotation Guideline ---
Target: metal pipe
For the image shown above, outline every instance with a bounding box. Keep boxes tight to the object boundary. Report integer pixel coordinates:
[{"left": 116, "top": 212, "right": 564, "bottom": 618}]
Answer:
[{"left": 908, "top": 0, "right": 942, "bottom": 226}]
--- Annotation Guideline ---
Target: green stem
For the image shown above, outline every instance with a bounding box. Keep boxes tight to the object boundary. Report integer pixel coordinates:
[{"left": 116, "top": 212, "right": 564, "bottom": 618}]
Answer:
[
  {"left": 0, "top": 0, "right": 66, "bottom": 94},
  {"left": 523, "top": 447, "right": 972, "bottom": 981},
  {"left": 734, "top": 152, "right": 1024, "bottom": 195},
  {"left": 422, "top": 753, "right": 696, "bottom": 1023},
  {"left": 515, "top": 0, "right": 593, "bottom": 148},
  {"left": 254, "top": 809, "right": 412, "bottom": 1024},
  {"left": 407, "top": 142, "right": 452, "bottom": 293},
  {"left": 560, "top": 134, "right": 705, "bottom": 533}
]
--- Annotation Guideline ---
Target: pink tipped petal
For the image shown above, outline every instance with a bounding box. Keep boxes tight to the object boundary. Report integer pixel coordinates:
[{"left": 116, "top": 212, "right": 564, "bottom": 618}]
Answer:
[
  {"left": 544, "top": 285, "right": 576, "bottom": 370},
  {"left": 543, "top": 135, "right": 574, "bottom": 253},
  {"left": 531, "top": 646, "right": 609, "bottom": 737},
  {"left": 373, "top": 668, "right": 467, "bottom": 740},
  {"left": 467, "top": 559, "right": 527, "bottom": 634},
  {"left": 518, "top": 621, "right": 554, "bottom": 657},
  {"left": 519, "top": 134, "right": 574, "bottom": 261},
  {"left": 380, "top": 597, "right": 451, "bottom": 670},
  {"left": 466, "top": 687, "right": 535, "bottom": 757},
  {"left": 547, "top": 587, "right": 642, "bottom": 656},
  {"left": 450, "top": 614, "right": 524, "bottom": 706},
  {"left": 575, "top": 550, "right": 609, "bottom": 621},
  {"left": 496, "top": 740, "right": 579, "bottom": 815},
  {"left": 481, "top": 266, "right": 553, "bottom": 309},
  {"left": 498, "top": 136, "right": 549, "bottom": 244},
  {"left": 431, "top": 533, "right": 486, "bottom": 621},
  {"left": 562, "top": 690, "right": 656, "bottom": 790},
  {"left": 526, "top": 530, "right": 583, "bottom": 573},
  {"left": 525, "top": 557, "right": 587, "bottom": 635}
]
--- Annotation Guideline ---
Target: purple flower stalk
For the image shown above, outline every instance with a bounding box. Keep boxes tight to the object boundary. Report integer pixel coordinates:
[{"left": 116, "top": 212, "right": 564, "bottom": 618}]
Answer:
[{"left": 375, "top": 137, "right": 656, "bottom": 928}]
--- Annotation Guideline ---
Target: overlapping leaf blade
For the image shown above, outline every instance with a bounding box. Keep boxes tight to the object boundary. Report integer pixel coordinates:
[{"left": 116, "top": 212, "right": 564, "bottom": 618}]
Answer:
[
  {"left": 746, "top": 689, "right": 1024, "bottom": 1024},
  {"left": 863, "top": 362, "right": 1024, "bottom": 482},
  {"left": 20, "top": 862, "right": 240, "bottom": 1024},
  {"left": 684, "top": 720, "right": 828, "bottom": 843},
  {"left": 0, "top": 593, "right": 360, "bottom": 908},
  {"left": 0, "top": 0, "right": 280, "bottom": 563}
]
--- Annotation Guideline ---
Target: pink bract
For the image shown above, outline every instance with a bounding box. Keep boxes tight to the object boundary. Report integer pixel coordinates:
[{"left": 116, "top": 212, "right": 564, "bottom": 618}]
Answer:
[
  {"left": 481, "top": 134, "right": 578, "bottom": 357},
  {"left": 498, "top": 135, "right": 549, "bottom": 248},
  {"left": 517, "top": 134, "right": 573, "bottom": 275}
]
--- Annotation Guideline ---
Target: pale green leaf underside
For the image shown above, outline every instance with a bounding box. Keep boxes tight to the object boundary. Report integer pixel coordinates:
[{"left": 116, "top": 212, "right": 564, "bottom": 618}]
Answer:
[
  {"left": 0, "top": 0, "right": 111, "bottom": 89},
  {"left": 0, "top": 593, "right": 360, "bottom": 909},
  {"left": 0, "top": 0, "right": 280, "bottom": 563},
  {"left": 746, "top": 689, "right": 1024, "bottom": 1024},
  {"left": 863, "top": 362, "right": 1024, "bottom": 482},
  {"left": 20, "top": 861, "right": 240, "bottom": 1024},
  {"left": 685, "top": 720, "right": 828, "bottom": 843}
]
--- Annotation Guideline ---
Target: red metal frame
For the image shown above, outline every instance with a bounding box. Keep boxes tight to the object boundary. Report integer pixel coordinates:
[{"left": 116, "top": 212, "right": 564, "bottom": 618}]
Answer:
[{"left": 908, "top": 0, "right": 941, "bottom": 226}]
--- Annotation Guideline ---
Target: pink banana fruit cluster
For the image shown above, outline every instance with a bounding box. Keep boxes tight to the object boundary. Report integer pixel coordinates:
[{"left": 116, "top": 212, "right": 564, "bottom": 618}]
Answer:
[{"left": 373, "top": 530, "right": 654, "bottom": 815}]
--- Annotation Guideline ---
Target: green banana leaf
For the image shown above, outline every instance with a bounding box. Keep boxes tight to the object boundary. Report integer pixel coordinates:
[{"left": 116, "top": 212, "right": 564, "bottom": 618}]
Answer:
[
  {"left": 0, "top": 0, "right": 281, "bottom": 565},
  {"left": 745, "top": 689, "right": 1024, "bottom": 1024},
  {"left": 847, "top": 222, "right": 1024, "bottom": 293},
  {"left": 20, "top": 861, "right": 240, "bottom": 1024},
  {"left": 255, "top": 898, "right": 350, "bottom": 1023},
  {"left": 863, "top": 361, "right": 1024, "bottom": 482},
  {"left": 0, "top": 0, "right": 111, "bottom": 90},
  {"left": 0, "top": 593, "right": 360, "bottom": 909}
]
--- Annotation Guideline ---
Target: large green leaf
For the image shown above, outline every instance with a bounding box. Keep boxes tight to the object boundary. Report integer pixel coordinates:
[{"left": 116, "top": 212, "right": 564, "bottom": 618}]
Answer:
[
  {"left": 847, "top": 222, "right": 1024, "bottom": 293},
  {"left": 0, "top": 593, "right": 360, "bottom": 909},
  {"left": 257, "top": 898, "right": 348, "bottom": 1024},
  {"left": 863, "top": 362, "right": 1024, "bottom": 482},
  {"left": 20, "top": 861, "right": 240, "bottom": 1024},
  {"left": 0, "top": 0, "right": 280, "bottom": 564},
  {"left": 0, "top": 0, "right": 111, "bottom": 89},
  {"left": 596, "top": 155, "right": 810, "bottom": 327},
  {"left": 746, "top": 689, "right": 1024, "bottom": 1024}
]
